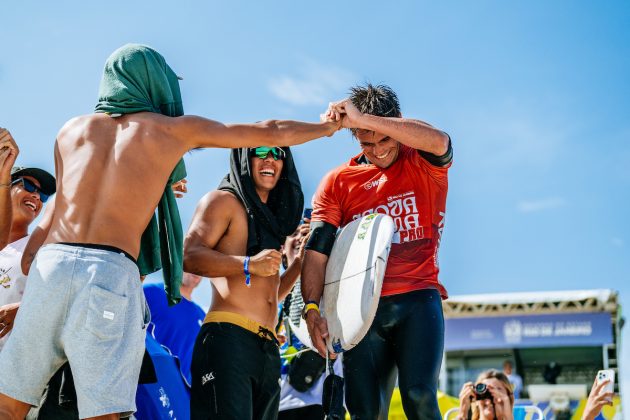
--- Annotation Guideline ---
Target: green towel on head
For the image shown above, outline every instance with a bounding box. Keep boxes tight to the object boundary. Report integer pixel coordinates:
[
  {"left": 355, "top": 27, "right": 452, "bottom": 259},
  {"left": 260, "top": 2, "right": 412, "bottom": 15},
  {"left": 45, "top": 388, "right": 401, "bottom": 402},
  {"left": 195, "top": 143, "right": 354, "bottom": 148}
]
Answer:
[{"left": 95, "top": 43, "right": 186, "bottom": 305}]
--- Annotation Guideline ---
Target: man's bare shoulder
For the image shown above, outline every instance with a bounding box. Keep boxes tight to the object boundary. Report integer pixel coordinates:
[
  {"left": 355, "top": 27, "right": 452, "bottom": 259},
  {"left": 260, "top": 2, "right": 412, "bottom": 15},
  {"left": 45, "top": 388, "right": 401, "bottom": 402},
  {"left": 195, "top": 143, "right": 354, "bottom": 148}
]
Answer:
[
  {"left": 56, "top": 114, "right": 93, "bottom": 140},
  {"left": 197, "top": 190, "right": 244, "bottom": 217},
  {"left": 56, "top": 113, "right": 175, "bottom": 143}
]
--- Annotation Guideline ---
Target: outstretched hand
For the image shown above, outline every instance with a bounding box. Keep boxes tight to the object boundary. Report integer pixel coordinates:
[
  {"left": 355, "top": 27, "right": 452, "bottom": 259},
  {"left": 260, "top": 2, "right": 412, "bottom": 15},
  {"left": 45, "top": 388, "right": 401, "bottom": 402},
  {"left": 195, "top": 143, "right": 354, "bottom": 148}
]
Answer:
[
  {"left": 0, "top": 128, "right": 19, "bottom": 183},
  {"left": 322, "top": 99, "right": 364, "bottom": 129}
]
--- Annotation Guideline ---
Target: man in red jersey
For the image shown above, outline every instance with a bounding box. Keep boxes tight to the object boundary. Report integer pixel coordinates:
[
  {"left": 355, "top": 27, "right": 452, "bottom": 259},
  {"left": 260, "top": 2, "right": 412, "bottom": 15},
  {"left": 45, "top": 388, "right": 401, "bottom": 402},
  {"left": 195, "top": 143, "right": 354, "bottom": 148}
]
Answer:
[{"left": 301, "top": 84, "right": 452, "bottom": 420}]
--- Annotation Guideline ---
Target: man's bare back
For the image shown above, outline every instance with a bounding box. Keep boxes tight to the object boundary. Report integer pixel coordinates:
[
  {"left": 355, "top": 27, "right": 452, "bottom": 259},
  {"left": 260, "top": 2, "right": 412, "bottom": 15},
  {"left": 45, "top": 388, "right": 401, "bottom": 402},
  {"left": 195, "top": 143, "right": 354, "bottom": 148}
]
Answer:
[{"left": 45, "top": 112, "right": 189, "bottom": 257}]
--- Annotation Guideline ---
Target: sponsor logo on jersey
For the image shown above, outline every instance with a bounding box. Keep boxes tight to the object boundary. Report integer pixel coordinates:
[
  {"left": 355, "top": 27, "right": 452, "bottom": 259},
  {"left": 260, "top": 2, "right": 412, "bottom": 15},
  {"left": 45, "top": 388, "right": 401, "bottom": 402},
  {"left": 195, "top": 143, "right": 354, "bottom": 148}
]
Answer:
[
  {"left": 351, "top": 191, "right": 425, "bottom": 243},
  {"left": 363, "top": 175, "right": 388, "bottom": 190}
]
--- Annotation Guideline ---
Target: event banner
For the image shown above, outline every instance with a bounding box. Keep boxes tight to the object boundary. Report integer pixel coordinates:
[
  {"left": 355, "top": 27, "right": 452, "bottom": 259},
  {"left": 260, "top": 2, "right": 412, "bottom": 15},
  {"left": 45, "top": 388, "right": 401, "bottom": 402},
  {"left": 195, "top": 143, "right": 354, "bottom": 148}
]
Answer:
[{"left": 444, "top": 312, "right": 613, "bottom": 351}]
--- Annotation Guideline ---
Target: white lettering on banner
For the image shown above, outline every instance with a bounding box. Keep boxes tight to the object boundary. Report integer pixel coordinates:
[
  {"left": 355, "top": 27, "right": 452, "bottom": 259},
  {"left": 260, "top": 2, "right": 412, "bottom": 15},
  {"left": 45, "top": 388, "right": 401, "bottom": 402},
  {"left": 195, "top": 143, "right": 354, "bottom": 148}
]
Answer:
[
  {"left": 503, "top": 319, "right": 593, "bottom": 343},
  {"left": 352, "top": 192, "right": 425, "bottom": 243},
  {"left": 470, "top": 329, "right": 494, "bottom": 340},
  {"left": 554, "top": 322, "right": 592, "bottom": 336}
]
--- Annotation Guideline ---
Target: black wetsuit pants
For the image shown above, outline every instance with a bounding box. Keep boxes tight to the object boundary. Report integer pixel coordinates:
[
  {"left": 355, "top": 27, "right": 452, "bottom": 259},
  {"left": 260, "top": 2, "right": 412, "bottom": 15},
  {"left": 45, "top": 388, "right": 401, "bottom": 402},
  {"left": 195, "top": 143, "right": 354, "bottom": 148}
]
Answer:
[
  {"left": 343, "top": 289, "right": 444, "bottom": 420},
  {"left": 190, "top": 322, "right": 281, "bottom": 420}
]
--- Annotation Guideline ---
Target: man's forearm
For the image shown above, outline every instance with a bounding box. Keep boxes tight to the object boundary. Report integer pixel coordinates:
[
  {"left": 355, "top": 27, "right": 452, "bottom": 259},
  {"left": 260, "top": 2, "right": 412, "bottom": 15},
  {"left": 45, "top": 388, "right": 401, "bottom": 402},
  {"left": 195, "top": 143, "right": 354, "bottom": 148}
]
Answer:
[
  {"left": 183, "top": 116, "right": 339, "bottom": 150},
  {"left": 360, "top": 114, "right": 449, "bottom": 155},
  {"left": 183, "top": 247, "right": 246, "bottom": 279},
  {"left": 273, "top": 120, "right": 339, "bottom": 147},
  {"left": 300, "top": 250, "right": 328, "bottom": 303}
]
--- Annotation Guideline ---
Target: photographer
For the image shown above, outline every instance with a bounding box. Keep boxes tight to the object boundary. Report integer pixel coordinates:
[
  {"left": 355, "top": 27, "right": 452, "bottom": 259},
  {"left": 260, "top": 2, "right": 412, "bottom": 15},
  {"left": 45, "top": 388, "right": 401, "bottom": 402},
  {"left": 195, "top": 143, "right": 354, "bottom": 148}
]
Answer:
[{"left": 457, "top": 370, "right": 514, "bottom": 420}]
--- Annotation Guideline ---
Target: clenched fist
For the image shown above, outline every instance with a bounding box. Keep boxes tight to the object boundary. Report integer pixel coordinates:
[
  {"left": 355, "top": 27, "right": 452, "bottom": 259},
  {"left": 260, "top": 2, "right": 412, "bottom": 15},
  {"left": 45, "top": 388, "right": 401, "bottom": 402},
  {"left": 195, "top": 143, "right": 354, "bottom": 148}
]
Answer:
[{"left": 249, "top": 249, "right": 282, "bottom": 277}]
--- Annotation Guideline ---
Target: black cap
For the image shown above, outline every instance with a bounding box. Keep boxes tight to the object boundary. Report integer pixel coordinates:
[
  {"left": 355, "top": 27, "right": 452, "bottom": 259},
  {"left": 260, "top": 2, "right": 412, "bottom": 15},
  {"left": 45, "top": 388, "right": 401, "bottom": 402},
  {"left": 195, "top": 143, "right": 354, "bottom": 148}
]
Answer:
[{"left": 10, "top": 167, "right": 56, "bottom": 195}]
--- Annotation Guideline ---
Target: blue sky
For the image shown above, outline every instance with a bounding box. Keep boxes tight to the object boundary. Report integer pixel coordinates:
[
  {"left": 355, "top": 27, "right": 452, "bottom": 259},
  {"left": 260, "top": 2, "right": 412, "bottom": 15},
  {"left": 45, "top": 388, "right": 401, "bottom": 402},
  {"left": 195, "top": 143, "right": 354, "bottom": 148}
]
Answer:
[{"left": 2, "top": 0, "right": 629, "bottom": 399}]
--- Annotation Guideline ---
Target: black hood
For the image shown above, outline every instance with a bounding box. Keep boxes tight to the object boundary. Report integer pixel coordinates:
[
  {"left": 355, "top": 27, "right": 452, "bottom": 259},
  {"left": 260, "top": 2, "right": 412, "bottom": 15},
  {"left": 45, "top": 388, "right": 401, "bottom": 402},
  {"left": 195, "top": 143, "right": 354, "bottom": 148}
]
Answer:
[{"left": 218, "top": 147, "right": 304, "bottom": 256}]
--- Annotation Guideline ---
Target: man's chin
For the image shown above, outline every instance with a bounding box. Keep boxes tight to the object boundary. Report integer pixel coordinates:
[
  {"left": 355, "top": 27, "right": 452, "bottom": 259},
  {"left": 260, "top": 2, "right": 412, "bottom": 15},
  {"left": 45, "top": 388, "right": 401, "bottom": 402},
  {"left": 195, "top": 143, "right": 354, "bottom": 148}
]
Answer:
[
  {"left": 374, "top": 158, "right": 396, "bottom": 169},
  {"left": 254, "top": 181, "right": 279, "bottom": 192}
]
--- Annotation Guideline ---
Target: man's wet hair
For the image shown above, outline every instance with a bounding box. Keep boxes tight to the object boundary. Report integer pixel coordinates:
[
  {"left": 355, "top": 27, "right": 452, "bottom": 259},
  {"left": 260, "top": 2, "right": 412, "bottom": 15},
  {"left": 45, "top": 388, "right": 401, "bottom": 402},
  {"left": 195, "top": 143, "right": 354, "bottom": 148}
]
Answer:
[{"left": 349, "top": 83, "right": 401, "bottom": 119}]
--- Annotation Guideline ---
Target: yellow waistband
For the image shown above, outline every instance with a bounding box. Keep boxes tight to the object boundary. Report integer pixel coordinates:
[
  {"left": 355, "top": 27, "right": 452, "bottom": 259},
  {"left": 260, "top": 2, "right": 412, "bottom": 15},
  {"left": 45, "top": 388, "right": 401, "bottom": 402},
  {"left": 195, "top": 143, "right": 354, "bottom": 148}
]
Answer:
[{"left": 203, "top": 311, "right": 277, "bottom": 342}]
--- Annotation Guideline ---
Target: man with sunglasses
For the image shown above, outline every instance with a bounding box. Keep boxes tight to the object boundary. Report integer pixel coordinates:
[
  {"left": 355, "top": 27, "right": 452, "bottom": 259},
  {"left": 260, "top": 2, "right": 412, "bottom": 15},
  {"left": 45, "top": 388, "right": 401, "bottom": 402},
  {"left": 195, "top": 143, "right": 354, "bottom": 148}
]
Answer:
[
  {"left": 301, "top": 84, "right": 452, "bottom": 420},
  {"left": 0, "top": 44, "right": 340, "bottom": 420},
  {"left": 0, "top": 166, "right": 56, "bottom": 351},
  {"left": 185, "top": 146, "right": 307, "bottom": 419}
]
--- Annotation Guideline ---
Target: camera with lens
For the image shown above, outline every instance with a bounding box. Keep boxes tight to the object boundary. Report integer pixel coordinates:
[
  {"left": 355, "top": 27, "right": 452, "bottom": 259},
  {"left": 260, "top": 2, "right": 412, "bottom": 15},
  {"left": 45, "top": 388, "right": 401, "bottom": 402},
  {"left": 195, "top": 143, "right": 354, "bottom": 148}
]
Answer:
[{"left": 473, "top": 383, "right": 492, "bottom": 400}]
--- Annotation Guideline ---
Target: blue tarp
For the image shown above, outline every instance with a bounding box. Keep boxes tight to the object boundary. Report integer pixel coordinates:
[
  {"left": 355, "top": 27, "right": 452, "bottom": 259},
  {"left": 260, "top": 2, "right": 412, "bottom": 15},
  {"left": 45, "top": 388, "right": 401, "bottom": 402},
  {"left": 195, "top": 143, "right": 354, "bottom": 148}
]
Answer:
[{"left": 135, "top": 333, "right": 191, "bottom": 420}]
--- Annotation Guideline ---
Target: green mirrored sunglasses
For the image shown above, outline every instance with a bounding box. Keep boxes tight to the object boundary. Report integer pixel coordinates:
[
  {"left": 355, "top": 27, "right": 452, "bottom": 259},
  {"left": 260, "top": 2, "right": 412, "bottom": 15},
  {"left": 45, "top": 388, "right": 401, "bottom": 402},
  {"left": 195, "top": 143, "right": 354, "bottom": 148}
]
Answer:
[{"left": 251, "top": 147, "right": 286, "bottom": 161}]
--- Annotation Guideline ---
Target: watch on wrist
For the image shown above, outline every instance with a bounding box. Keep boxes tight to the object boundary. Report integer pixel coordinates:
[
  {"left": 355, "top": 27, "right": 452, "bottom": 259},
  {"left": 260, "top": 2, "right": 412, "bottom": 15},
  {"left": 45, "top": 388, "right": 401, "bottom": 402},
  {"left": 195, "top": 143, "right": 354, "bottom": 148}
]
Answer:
[{"left": 301, "top": 301, "right": 320, "bottom": 320}]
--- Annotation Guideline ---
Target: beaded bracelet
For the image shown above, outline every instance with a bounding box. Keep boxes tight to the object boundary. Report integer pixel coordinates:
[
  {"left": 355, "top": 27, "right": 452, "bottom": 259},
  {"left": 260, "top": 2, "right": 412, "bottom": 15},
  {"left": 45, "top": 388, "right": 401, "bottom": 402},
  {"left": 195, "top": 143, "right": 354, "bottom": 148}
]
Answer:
[{"left": 244, "top": 256, "right": 251, "bottom": 287}]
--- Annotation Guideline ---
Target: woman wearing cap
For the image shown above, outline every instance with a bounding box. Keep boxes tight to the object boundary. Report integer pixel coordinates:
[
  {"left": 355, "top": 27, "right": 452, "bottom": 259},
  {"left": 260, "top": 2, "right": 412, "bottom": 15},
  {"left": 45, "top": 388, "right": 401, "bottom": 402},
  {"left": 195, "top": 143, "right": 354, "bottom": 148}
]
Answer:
[{"left": 0, "top": 160, "right": 56, "bottom": 350}]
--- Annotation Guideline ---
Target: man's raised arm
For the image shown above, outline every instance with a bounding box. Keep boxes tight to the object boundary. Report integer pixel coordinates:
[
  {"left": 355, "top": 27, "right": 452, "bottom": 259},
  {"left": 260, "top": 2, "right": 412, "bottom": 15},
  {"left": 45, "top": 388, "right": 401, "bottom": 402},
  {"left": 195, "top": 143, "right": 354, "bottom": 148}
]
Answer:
[
  {"left": 0, "top": 129, "right": 19, "bottom": 249},
  {"left": 328, "top": 99, "right": 449, "bottom": 156},
  {"left": 170, "top": 116, "right": 342, "bottom": 151}
]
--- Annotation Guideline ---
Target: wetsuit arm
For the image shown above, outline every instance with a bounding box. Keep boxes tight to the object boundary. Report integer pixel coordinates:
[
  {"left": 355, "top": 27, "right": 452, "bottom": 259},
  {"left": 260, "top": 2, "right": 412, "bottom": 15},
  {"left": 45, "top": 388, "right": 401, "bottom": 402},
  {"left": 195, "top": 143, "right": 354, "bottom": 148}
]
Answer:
[
  {"left": 418, "top": 136, "right": 453, "bottom": 167},
  {"left": 301, "top": 220, "right": 336, "bottom": 303},
  {"left": 301, "top": 249, "right": 332, "bottom": 358},
  {"left": 359, "top": 113, "right": 450, "bottom": 156},
  {"left": 301, "top": 250, "right": 328, "bottom": 304},
  {"left": 331, "top": 99, "right": 449, "bottom": 155},
  {"left": 170, "top": 116, "right": 341, "bottom": 150},
  {"left": 183, "top": 191, "right": 247, "bottom": 278}
]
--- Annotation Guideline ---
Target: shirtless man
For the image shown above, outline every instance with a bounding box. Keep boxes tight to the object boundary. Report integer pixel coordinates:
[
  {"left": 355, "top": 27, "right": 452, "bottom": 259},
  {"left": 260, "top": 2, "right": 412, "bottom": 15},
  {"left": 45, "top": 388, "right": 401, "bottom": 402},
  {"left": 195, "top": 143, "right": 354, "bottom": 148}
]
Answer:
[
  {"left": 0, "top": 44, "right": 339, "bottom": 420},
  {"left": 184, "top": 146, "right": 306, "bottom": 419}
]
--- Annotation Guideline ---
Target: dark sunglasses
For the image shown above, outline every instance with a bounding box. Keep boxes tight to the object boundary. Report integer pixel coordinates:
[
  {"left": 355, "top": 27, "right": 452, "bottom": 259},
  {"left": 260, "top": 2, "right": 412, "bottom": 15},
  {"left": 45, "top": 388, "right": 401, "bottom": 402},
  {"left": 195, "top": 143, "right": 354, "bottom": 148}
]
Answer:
[
  {"left": 250, "top": 147, "right": 286, "bottom": 161},
  {"left": 11, "top": 178, "right": 50, "bottom": 203}
]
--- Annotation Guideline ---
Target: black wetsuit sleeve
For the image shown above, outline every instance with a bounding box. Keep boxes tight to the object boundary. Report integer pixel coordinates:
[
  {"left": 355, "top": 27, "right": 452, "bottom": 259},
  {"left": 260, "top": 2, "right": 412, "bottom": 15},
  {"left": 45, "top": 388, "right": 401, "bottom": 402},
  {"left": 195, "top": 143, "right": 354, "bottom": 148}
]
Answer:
[
  {"left": 305, "top": 221, "right": 338, "bottom": 256},
  {"left": 418, "top": 135, "right": 453, "bottom": 167}
]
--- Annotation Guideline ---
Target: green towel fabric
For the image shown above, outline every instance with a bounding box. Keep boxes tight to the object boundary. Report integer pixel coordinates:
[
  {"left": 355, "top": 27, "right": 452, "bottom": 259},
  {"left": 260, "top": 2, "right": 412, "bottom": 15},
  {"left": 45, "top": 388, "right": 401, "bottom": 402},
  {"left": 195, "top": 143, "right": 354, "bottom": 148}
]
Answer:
[{"left": 95, "top": 43, "right": 186, "bottom": 305}]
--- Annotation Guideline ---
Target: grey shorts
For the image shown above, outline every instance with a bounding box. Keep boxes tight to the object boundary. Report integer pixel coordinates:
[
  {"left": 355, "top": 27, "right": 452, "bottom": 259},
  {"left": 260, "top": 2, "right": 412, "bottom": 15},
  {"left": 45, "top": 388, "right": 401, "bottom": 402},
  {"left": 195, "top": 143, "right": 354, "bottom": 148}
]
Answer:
[{"left": 0, "top": 244, "right": 148, "bottom": 418}]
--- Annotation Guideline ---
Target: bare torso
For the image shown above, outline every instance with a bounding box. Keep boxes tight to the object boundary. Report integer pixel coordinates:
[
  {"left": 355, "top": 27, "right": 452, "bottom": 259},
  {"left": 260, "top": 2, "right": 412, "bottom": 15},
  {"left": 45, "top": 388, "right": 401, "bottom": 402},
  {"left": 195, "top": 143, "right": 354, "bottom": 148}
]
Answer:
[
  {"left": 207, "top": 193, "right": 281, "bottom": 331},
  {"left": 45, "top": 112, "right": 190, "bottom": 257}
]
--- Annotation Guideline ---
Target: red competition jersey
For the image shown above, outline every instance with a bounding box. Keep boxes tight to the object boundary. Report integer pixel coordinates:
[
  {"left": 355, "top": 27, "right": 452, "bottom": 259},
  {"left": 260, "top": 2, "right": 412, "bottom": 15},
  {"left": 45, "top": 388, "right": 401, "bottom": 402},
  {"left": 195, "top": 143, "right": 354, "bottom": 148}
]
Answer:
[{"left": 312, "top": 144, "right": 450, "bottom": 298}]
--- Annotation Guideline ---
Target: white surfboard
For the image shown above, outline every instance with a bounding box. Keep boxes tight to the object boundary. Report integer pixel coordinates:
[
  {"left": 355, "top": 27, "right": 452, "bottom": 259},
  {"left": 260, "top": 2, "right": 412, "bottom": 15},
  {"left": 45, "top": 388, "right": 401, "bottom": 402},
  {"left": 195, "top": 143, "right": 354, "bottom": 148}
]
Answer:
[{"left": 321, "top": 213, "right": 395, "bottom": 353}]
